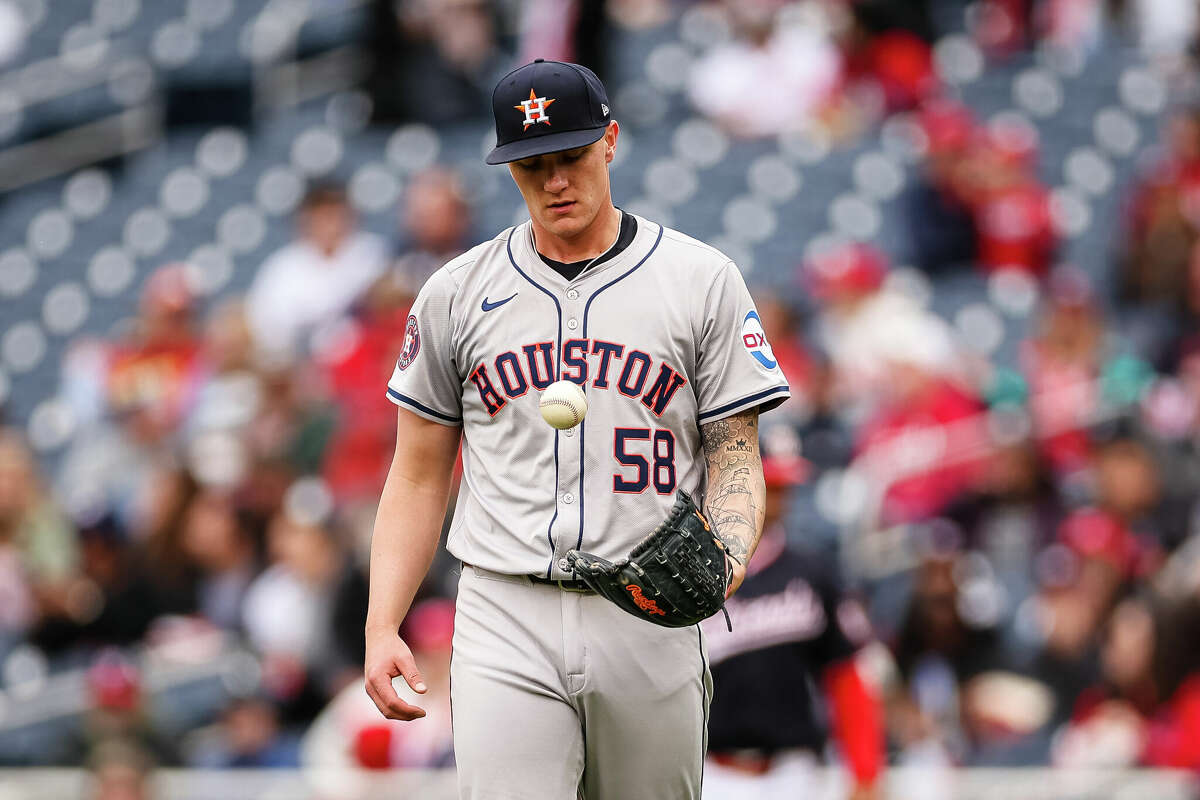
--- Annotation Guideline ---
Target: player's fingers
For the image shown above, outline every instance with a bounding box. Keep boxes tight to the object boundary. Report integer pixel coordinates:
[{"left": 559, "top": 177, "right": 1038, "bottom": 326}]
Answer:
[
  {"left": 364, "top": 669, "right": 427, "bottom": 720},
  {"left": 392, "top": 648, "right": 427, "bottom": 694}
]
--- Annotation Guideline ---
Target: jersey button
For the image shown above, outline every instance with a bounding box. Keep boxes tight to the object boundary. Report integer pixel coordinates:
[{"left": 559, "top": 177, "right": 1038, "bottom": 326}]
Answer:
[
  {"left": 566, "top": 289, "right": 579, "bottom": 300},
  {"left": 567, "top": 318, "right": 578, "bottom": 330},
  {"left": 563, "top": 493, "right": 575, "bottom": 504},
  {"left": 563, "top": 427, "right": 574, "bottom": 437}
]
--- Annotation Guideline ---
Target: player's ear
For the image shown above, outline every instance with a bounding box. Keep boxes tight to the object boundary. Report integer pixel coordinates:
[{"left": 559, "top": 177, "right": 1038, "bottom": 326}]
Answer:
[{"left": 604, "top": 121, "right": 619, "bottom": 165}]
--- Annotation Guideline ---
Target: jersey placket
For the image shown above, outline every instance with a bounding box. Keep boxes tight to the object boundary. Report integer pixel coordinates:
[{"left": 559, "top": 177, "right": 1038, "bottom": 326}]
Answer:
[{"left": 551, "top": 283, "right": 586, "bottom": 577}]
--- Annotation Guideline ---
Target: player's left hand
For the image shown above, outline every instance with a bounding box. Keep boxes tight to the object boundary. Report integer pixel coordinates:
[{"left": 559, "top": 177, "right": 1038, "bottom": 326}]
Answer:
[{"left": 724, "top": 554, "right": 746, "bottom": 599}]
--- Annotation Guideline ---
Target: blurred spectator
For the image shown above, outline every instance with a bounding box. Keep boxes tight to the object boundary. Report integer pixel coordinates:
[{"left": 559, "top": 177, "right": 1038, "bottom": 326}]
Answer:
[
  {"left": 245, "top": 183, "right": 388, "bottom": 363},
  {"left": 1016, "top": 511, "right": 1139, "bottom": 730},
  {"left": 962, "top": 124, "right": 1056, "bottom": 276},
  {"left": 1121, "top": 0, "right": 1199, "bottom": 69},
  {"left": 301, "top": 598, "right": 455, "bottom": 770},
  {"left": 0, "top": 430, "right": 76, "bottom": 644},
  {"left": 889, "top": 535, "right": 1009, "bottom": 762},
  {"left": 316, "top": 169, "right": 472, "bottom": 502},
  {"left": 33, "top": 516, "right": 163, "bottom": 654},
  {"left": 1020, "top": 267, "right": 1115, "bottom": 475},
  {"left": 855, "top": 369, "right": 986, "bottom": 524},
  {"left": 702, "top": 439, "right": 883, "bottom": 800},
  {"left": 807, "top": 243, "right": 961, "bottom": 422},
  {"left": 907, "top": 101, "right": 1055, "bottom": 277},
  {"left": 186, "top": 299, "right": 263, "bottom": 445},
  {"left": 688, "top": 1, "right": 842, "bottom": 138},
  {"left": 367, "top": 0, "right": 506, "bottom": 124},
  {"left": 972, "top": 0, "right": 1035, "bottom": 57},
  {"left": 57, "top": 266, "right": 207, "bottom": 525},
  {"left": 71, "top": 265, "right": 204, "bottom": 433},
  {"left": 1055, "top": 594, "right": 1200, "bottom": 768},
  {"left": 519, "top": 0, "right": 614, "bottom": 82},
  {"left": 906, "top": 99, "right": 980, "bottom": 274},
  {"left": 87, "top": 737, "right": 155, "bottom": 800},
  {"left": 317, "top": 289, "right": 413, "bottom": 502},
  {"left": 1120, "top": 108, "right": 1200, "bottom": 312},
  {"left": 180, "top": 490, "right": 259, "bottom": 632},
  {"left": 56, "top": 651, "right": 179, "bottom": 767},
  {"left": 1091, "top": 433, "right": 1191, "bottom": 551},
  {"left": 140, "top": 468, "right": 201, "bottom": 617},
  {"left": 391, "top": 167, "right": 473, "bottom": 296},
  {"left": 241, "top": 490, "right": 368, "bottom": 718},
  {"left": 944, "top": 440, "right": 1065, "bottom": 597},
  {"left": 838, "top": 3, "right": 937, "bottom": 115},
  {"left": 188, "top": 696, "right": 300, "bottom": 768}
]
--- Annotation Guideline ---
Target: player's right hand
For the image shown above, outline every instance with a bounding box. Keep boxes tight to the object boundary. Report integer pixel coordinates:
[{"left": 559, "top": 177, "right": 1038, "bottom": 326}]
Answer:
[{"left": 364, "top": 631, "right": 428, "bottom": 721}]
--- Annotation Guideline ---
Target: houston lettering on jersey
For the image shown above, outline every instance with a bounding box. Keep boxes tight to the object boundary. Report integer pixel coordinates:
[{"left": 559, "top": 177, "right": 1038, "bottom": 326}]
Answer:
[{"left": 469, "top": 338, "right": 687, "bottom": 417}]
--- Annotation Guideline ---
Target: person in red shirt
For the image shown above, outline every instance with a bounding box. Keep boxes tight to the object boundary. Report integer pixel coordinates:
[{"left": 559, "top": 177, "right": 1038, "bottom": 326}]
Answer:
[
  {"left": 957, "top": 124, "right": 1056, "bottom": 276},
  {"left": 855, "top": 364, "right": 985, "bottom": 525},
  {"left": 1056, "top": 594, "right": 1200, "bottom": 769}
]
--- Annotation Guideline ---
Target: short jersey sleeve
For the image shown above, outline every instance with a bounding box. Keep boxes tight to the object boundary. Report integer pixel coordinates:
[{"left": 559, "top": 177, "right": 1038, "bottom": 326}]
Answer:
[
  {"left": 695, "top": 262, "right": 790, "bottom": 423},
  {"left": 385, "top": 268, "right": 462, "bottom": 425}
]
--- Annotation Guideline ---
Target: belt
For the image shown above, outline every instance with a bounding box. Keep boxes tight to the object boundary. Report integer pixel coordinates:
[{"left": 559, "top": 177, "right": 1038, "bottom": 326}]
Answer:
[
  {"left": 463, "top": 563, "right": 595, "bottom": 594},
  {"left": 528, "top": 574, "right": 594, "bottom": 593}
]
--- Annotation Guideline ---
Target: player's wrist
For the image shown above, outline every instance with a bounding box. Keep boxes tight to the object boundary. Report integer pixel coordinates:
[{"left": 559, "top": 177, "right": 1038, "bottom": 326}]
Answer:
[{"left": 365, "top": 618, "right": 404, "bottom": 638}]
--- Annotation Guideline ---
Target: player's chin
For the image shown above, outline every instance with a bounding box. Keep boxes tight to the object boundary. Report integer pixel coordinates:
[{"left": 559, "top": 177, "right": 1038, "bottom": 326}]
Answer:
[{"left": 540, "top": 211, "right": 585, "bottom": 236}]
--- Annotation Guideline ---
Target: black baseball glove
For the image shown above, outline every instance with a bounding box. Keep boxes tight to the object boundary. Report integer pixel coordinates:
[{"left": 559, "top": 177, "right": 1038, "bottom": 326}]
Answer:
[{"left": 565, "top": 490, "right": 733, "bottom": 629}]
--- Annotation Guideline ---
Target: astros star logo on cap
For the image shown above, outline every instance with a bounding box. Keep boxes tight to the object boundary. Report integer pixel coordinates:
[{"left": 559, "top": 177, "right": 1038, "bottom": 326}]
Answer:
[{"left": 515, "top": 88, "right": 555, "bottom": 130}]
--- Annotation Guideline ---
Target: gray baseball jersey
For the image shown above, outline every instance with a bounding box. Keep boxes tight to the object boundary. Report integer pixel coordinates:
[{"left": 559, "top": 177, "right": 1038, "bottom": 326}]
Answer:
[{"left": 386, "top": 213, "right": 789, "bottom": 578}]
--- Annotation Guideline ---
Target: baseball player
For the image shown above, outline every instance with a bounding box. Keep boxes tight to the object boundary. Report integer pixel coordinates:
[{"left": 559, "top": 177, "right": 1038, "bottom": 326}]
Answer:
[
  {"left": 364, "top": 59, "right": 790, "bottom": 799},
  {"left": 701, "top": 432, "right": 884, "bottom": 800}
]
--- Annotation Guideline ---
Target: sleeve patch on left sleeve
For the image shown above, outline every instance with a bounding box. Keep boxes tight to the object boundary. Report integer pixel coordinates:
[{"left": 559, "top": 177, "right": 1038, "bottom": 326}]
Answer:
[{"left": 741, "top": 310, "right": 777, "bottom": 371}]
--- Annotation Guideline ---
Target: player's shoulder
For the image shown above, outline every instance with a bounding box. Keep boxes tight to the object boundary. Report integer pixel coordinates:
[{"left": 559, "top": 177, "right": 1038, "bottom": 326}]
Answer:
[{"left": 648, "top": 220, "right": 738, "bottom": 274}]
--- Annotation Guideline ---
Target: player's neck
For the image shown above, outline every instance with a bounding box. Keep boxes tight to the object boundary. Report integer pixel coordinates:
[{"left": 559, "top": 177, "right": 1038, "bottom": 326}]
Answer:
[{"left": 531, "top": 203, "right": 621, "bottom": 264}]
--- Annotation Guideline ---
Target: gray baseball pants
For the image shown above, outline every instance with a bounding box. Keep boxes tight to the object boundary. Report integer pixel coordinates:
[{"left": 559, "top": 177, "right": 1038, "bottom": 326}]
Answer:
[{"left": 451, "top": 564, "right": 712, "bottom": 799}]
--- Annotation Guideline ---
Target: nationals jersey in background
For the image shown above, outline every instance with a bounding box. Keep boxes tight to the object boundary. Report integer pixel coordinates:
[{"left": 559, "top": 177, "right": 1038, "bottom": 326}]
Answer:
[{"left": 386, "top": 213, "right": 789, "bottom": 578}]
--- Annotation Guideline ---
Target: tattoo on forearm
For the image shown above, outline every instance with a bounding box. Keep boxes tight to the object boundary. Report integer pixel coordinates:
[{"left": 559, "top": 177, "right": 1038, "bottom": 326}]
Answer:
[{"left": 700, "top": 410, "right": 764, "bottom": 563}]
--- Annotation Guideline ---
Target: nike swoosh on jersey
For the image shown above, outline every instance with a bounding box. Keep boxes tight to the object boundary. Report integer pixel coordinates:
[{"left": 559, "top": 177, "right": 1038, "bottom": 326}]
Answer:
[{"left": 481, "top": 293, "right": 518, "bottom": 312}]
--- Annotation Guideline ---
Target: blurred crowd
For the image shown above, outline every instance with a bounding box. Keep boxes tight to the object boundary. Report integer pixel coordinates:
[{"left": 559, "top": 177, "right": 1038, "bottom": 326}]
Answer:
[
  {"left": 5, "top": 0, "right": 1200, "bottom": 796},
  {"left": 0, "top": 171, "right": 469, "bottom": 781}
]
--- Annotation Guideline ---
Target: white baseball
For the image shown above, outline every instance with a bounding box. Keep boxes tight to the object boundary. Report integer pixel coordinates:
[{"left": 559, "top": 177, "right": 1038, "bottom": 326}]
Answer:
[{"left": 539, "top": 379, "right": 588, "bottom": 430}]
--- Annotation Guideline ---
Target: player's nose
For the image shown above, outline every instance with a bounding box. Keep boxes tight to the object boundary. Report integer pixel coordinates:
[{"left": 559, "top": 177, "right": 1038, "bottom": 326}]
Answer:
[{"left": 544, "top": 171, "right": 568, "bottom": 193}]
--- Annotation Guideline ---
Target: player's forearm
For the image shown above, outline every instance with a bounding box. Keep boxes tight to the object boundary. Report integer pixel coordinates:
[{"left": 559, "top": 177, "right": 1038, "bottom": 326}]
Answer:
[
  {"left": 366, "top": 413, "right": 461, "bottom": 636},
  {"left": 699, "top": 408, "right": 765, "bottom": 563},
  {"left": 365, "top": 468, "right": 452, "bottom": 635}
]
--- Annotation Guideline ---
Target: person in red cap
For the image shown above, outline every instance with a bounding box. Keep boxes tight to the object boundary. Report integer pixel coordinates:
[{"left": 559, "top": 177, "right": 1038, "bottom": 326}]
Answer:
[
  {"left": 906, "top": 98, "right": 980, "bottom": 274},
  {"left": 702, "top": 426, "right": 884, "bottom": 800}
]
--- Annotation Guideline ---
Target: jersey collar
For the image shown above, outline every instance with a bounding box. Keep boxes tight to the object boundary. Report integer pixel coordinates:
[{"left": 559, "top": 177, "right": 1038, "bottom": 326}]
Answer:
[{"left": 513, "top": 213, "right": 661, "bottom": 290}]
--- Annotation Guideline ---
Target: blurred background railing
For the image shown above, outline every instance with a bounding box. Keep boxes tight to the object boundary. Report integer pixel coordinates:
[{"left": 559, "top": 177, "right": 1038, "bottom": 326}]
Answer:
[{"left": 0, "top": 767, "right": 1195, "bottom": 800}]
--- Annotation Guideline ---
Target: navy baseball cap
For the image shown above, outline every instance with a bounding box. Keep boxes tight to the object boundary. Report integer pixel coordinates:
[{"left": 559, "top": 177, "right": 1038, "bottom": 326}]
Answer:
[{"left": 486, "top": 59, "right": 611, "bottom": 165}]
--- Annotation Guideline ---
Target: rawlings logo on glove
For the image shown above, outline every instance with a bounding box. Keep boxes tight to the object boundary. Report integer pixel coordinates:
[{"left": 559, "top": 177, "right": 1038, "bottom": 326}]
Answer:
[
  {"left": 566, "top": 490, "right": 731, "bottom": 629},
  {"left": 626, "top": 585, "right": 666, "bottom": 616}
]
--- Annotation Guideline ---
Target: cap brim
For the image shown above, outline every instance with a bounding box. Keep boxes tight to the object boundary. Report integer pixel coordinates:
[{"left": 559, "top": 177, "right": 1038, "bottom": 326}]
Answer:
[{"left": 485, "top": 125, "right": 607, "bottom": 165}]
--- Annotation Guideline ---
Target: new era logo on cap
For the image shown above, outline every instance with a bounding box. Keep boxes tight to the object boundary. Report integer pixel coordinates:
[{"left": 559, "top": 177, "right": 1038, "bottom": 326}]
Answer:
[{"left": 486, "top": 59, "right": 612, "bottom": 165}]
